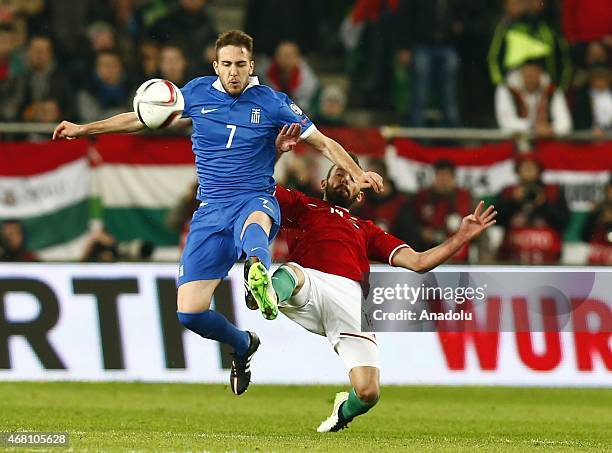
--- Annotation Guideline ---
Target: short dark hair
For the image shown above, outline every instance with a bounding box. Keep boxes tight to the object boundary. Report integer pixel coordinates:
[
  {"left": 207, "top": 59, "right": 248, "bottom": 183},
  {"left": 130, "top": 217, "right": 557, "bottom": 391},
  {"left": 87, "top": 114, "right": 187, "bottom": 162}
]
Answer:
[
  {"left": 434, "top": 159, "right": 455, "bottom": 173},
  {"left": 514, "top": 154, "right": 543, "bottom": 174},
  {"left": 522, "top": 58, "right": 546, "bottom": 70},
  {"left": 326, "top": 152, "right": 361, "bottom": 179},
  {"left": 215, "top": 30, "right": 253, "bottom": 59},
  {"left": 161, "top": 43, "right": 185, "bottom": 56},
  {"left": 29, "top": 34, "right": 53, "bottom": 47},
  {"left": 97, "top": 48, "right": 121, "bottom": 58},
  {"left": 1, "top": 219, "right": 21, "bottom": 227},
  {"left": 96, "top": 49, "right": 123, "bottom": 64}
]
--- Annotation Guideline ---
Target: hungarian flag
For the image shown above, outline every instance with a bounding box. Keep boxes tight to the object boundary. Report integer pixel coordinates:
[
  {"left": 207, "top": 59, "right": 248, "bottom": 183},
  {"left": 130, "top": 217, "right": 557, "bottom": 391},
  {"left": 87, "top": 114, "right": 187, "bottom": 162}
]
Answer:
[
  {"left": 0, "top": 136, "right": 195, "bottom": 260},
  {"left": 0, "top": 140, "right": 91, "bottom": 259},
  {"left": 387, "top": 139, "right": 611, "bottom": 212}
]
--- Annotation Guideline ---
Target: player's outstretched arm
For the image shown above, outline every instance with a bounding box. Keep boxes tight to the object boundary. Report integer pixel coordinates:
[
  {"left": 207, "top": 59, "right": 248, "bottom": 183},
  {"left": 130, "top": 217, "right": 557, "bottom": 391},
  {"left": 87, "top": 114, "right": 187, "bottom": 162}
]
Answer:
[
  {"left": 392, "top": 201, "right": 497, "bottom": 273},
  {"left": 304, "top": 129, "right": 384, "bottom": 193},
  {"left": 52, "top": 112, "right": 145, "bottom": 140}
]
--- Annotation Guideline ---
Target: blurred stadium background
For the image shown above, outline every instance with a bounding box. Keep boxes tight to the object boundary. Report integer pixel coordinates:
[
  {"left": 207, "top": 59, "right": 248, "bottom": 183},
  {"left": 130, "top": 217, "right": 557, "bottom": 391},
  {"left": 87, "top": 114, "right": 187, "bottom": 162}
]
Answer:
[{"left": 0, "top": 0, "right": 610, "bottom": 450}]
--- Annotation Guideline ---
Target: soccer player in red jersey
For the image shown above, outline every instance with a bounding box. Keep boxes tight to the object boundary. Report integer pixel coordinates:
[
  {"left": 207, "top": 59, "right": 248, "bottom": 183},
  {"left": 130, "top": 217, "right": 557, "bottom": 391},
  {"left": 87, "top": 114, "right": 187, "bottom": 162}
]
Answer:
[{"left": 247, "top": 125, "right": 498, "bottom": 432}]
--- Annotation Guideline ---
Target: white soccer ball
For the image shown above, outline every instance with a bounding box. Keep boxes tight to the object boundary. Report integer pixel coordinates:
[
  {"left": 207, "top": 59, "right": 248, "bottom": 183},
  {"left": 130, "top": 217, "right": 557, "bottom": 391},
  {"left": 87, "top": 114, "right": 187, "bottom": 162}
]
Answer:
[{"left": 133, "top": 79, "right": 185, "bottom": 129}]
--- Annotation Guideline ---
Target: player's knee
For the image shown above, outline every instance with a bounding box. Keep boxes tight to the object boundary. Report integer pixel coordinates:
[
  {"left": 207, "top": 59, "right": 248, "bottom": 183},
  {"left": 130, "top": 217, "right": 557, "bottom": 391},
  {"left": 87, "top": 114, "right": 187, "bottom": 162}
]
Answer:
[
  {"left": 177, "top": 311, "right": 204, "bottom": 331},
  {"left": 282, "top": 263, "right": 305, "bottom": 289},
  {"left": 241, "top": 211, "right": 272, "bottom": 237},
  {"left": 354, "top": 382, "right": 380, "bottom": 404}
]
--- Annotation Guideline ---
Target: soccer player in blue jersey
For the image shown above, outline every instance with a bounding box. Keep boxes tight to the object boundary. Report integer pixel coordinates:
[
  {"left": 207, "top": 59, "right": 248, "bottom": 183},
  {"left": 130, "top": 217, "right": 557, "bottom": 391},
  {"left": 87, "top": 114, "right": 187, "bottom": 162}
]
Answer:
[{"left": 53, "top": 30, "right": 383, "bottom": 395}]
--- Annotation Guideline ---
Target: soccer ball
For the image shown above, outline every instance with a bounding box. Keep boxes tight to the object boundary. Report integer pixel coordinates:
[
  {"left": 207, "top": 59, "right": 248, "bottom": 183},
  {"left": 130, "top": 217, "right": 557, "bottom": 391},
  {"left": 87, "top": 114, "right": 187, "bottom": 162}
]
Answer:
[{"left": 133, "top": 79, "right": 184, "bottom": 129}]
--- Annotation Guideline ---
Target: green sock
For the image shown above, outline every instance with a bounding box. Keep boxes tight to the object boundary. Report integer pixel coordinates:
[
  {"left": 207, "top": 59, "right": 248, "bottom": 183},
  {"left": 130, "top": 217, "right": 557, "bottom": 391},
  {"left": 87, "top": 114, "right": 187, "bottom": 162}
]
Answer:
[
  {"left": 341, "top": 388, "right": 378, "bottom": 421},
  {"left": 271, "top": 266, "right": 297, "bottom": 302}
]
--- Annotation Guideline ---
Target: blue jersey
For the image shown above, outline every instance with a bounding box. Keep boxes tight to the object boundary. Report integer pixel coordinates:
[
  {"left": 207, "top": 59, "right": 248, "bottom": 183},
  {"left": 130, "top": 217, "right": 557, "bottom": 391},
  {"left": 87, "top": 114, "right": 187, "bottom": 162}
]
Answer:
[{"left": 180, "top": 76, "right": 315, "bottom": 201}]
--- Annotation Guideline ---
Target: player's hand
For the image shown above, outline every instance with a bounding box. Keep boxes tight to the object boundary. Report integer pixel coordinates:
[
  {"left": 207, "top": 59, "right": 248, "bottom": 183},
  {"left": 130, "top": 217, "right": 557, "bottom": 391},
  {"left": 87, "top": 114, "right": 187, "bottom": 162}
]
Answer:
[
  {"left": 52, "top": 121, "right": 86, "bottom": 140},
  {"left": 456, "top": 201, "right": 497, "bottom": 241},
  {"left": 275, "top": 123, "right": 301, "bottom": 153},
  {"left": 357, "top": 171, "right": 384, "bottom": 193}
]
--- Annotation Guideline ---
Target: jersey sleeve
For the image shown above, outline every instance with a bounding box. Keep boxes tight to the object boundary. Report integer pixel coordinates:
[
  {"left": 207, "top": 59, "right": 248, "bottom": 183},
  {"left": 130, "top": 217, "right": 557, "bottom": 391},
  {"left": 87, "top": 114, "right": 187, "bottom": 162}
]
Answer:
[
  {"left": 180, "top": 79, "right": 197, "bottom": 118},
  {"left": 274, "top": 92, "right": 316, "bottom": 140},
  {"left": 365, "top": 221, "right": 411, "bottom": 265},
  {"left": 275, "top": 185, "right": 307, "bottom": 227}
]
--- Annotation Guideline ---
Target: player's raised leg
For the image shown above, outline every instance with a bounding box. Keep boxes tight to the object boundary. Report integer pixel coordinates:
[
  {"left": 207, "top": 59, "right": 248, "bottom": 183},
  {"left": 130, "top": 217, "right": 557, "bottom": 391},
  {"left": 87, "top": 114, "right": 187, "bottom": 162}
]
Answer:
[
  {"left": 242, "top": 211, "right": 278, "bottom": 319},
  {"left": 241, "top": 210, "right": 273, "bottom": 269},
  {"left": 238, "top": 196, "right": 281, "bottom": 320}
]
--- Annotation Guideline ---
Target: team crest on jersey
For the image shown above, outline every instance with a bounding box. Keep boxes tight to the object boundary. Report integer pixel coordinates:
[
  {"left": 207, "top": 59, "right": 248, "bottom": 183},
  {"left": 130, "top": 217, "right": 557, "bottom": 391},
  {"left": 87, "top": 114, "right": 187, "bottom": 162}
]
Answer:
[
  {"left": 289, "top": 103, "right": 302, "bottom": 115},
  {"left": 250, "top": 108, "right": 261, "bottom": 124}
]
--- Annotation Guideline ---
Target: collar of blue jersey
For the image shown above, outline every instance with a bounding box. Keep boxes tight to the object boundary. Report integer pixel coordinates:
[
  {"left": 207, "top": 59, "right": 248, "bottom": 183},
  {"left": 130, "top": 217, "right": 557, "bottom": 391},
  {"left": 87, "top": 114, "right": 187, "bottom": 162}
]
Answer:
[{"left": 212, "top": 76, "right": 260, "bottom": 93}]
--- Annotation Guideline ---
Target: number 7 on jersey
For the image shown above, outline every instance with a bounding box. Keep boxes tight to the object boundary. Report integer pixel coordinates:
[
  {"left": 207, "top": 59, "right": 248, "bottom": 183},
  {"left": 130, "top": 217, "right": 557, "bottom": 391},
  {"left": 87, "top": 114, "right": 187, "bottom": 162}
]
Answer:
[{"left": 226, "top": 124, "right": 237, "bottom": 149}]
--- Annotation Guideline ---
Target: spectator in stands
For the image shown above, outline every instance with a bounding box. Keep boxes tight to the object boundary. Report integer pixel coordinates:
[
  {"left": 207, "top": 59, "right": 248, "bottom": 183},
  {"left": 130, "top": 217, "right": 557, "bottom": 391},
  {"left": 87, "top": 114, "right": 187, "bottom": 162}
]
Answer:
[
  {"left": 0, "top": 219, "right": 38, "bottom": 262},
  {"left": 136, "top": 40, "right": 160, "bottom": 81},
  {"left": 584, "top": 40, "right": 611, "bottom": 69},
  {"left": 87, "top": 22, "right": 117, "bottom": 55},
  {"left": 488, "top": 0, "right": 572, "bottom": 90},
  {"left": 0, "top": 0, "right": 45, "bottom": 51},
  {"left": 262, "top": 41, "right": 319, "bottom": 111},
  {"left": 105, "top": 0, "right": 145, "bottom": 56},
  {"left": 159, "top": 44, "right": 189, "bottom": 87},
  {"left": 496, "top": 155, "right": 569, "bottom": 264},
  {"left": 572, "top": 66, "right": 612, "bottom": 135},
  {"left": 572, "top": 40, "right": 611, "bottom": 89},
  {"left": 313, "top": 85, "right": 348, "bottom": 126},
  {"left": 81, "top": 230, "right": 119, "bottom": 262},
  {"left": 487, "top": 0, "right": 528, "bottom": 84},
  {"left": 78, "top": 50, "right": 131, "bottom": 122},
  {"left": 149, "top": 0, "right": 217, "bottom": 76},
  {"left": 395, "top": 0, "right": 463, "bottom": 127},
  {"left": 495, "top": 59, "right": 572, "bottom": 137},
  {"left": 70, "top": 21, "right": 119, "bottom": 81},
  {"left": 407, "top": 160, "right": 473, "bottom": 262},
  {"left": 454, "top": 0, "right": 499, "bottom": 127},
  {"left": 357, "top": 159, "right": 409, "bottom": 234},
  {"left": 23, "top": 97, "right": 61, "bottom": 124},
  {"left": 12, "top": 35, "right": 74, "bottom": 121},
  {"left": 582, "top": 179, "right": 612, "bottom": 265},
  {"left": 343, "top": 0, "right": 398, "bottom": 109},
  {"left": 81, "top": 229, "right": 154, "bottom": 262}
]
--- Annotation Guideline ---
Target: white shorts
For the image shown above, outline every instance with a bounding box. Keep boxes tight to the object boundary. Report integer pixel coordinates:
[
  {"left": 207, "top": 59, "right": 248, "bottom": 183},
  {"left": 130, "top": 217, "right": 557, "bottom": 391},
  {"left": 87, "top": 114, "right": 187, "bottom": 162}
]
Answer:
[{"left": 279, "top": 263, "right": 379, "bottom": 371}]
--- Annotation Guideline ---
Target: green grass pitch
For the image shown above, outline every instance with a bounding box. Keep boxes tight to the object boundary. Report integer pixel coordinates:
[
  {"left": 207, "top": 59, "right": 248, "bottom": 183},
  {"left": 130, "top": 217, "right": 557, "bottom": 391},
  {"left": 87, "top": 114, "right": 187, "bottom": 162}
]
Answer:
[{"left": 0, "top": 382, "right": 610, "bottom": 452}]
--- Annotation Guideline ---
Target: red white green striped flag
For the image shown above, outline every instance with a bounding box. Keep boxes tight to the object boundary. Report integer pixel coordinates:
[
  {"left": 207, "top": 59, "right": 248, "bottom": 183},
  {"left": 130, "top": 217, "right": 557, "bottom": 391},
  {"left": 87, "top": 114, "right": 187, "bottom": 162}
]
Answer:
[{"left": 0, "top": 136, "right": 195, "bottom": 260}]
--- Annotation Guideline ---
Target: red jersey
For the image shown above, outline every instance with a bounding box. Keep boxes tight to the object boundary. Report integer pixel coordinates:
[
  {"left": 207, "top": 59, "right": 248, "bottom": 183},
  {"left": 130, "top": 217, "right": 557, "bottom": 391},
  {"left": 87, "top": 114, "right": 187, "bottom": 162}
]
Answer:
[{"left": 275, "top": 185, "right": 409, "bottom": 284}]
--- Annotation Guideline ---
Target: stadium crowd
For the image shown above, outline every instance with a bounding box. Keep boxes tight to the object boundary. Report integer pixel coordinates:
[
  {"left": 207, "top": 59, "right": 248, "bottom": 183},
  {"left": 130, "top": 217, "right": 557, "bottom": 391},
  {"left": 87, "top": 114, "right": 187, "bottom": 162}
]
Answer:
[
  {"left": 0, "top": 0, "right": 610, "bottom": 265},
  {"left": 0, "top": 0, "right": 610, "bottom": 129}
]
